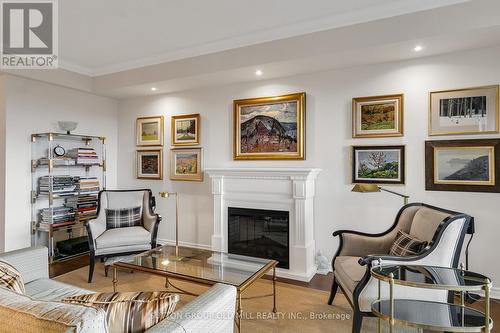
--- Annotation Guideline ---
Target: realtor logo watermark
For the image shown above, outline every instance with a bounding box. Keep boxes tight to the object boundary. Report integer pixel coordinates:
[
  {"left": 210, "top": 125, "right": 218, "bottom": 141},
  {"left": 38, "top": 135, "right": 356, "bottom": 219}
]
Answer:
[{"left": 1, "top": 0, "right": 58, "bottom": 69}]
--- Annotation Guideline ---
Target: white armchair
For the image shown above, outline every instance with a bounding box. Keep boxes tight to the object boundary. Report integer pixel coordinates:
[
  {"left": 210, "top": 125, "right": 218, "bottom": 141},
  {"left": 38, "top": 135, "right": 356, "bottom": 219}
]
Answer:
[
  {"left": 86, "top": 189, "right": 161, "bottom": 282},
  {"left": 328, "top": 203, "right": 473, "bottom": 333}
]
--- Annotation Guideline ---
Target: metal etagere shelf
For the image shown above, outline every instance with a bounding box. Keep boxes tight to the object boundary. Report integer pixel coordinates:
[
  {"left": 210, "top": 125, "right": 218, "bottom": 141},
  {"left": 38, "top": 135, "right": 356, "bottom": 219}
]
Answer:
[{"left": 31, "top": 132, "right": 106, "bottom": 263}]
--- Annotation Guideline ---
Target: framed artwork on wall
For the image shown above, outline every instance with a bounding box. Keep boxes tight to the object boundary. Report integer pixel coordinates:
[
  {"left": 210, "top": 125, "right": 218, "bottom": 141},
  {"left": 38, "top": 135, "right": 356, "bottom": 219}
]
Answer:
[
  {"left": 352, "top": 94, "right": 404, "bottom": 138},
  {"left": 136, "top": 116, "right": 164, "bottom": 146},
  {"left": 429, "top": 85, "right": 499, "bottom": 136},
  {"left": 170, "top": 148, "right": 203, "bottom": 181},
  {"left": 425, "top": 139, "right": 500, "bottom": 193},
  {"left": 137, "top": 149, "right": 163, "bottom": 180},
  {"left": 171, "top": 113, "right": 200, "bottom": 146},
  {"left": 233, "top": 92, "right": 305, "bottom": 160},
  {"left": 352, "top": 145, "right": 406, "bottom": 185}
]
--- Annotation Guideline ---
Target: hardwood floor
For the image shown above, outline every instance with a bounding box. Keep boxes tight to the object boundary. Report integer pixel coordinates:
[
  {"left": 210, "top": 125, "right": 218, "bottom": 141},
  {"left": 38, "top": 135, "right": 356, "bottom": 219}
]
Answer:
[{"left": 52, "top": 260, "right": 499, "bottom": 329}]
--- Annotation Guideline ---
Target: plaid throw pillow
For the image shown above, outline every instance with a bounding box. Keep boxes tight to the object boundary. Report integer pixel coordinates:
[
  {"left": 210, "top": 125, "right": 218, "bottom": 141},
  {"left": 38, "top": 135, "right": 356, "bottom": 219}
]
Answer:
[
  {"left": 0, "top": 261, "right": 26, "bottom": 295},
  {"left": 389, "top": 230, "right": 428, "bottom": 257},
  {"left": 62, "top": 291, "right": 179, "bottom": 333},
  {"left": 106, "top": 206, "right": 142, "bottom": 229}
]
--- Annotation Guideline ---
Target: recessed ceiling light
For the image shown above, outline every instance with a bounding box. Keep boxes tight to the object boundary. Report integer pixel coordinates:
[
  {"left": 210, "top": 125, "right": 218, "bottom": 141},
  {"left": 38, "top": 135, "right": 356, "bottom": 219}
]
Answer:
[
  {"left": 413, "top": 45, "right": 423, "bottom": 52},
  {"left": 255, "top": 70, "right": 263, "bottom": 76},
  {"left": 151, "top": 87, "right": 158, "bottom": 91}
]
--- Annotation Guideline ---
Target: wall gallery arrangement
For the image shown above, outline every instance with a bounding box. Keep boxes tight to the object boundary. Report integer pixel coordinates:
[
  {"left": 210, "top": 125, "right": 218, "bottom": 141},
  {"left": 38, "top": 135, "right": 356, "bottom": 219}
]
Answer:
[
  {"left": 351, "top": 145, "right": 405, "bottom": 185},
  {"left": 352, "top": 94, "right": 404, "bottom": 138},
  {"left": 233, "top": 92, "right": 305, "bottom": 160},
  {"left": 350, "top": 85, "right": 499, "bottom": 194}
]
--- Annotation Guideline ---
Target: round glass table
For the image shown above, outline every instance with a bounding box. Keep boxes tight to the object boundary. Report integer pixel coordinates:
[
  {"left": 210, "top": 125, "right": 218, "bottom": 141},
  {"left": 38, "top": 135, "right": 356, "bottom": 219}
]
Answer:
[{"left": 370, "top": 264, "right": 493, "bottom": 333}]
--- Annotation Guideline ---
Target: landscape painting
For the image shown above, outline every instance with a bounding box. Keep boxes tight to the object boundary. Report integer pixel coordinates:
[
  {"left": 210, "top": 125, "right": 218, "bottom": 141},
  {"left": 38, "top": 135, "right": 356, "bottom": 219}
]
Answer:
[
  {"left": 137, "top": 150, "right": 162, "bottom": 180},
  {"left": 429, "top": 85, "right": 499, "bottom": 135},
  {"left": 353, "top": 94, "right": 403, "bottom": 138},
  {"left": 425, "top": 139, "right": 500, "bottom": 193},
  {"left": 171, "top": 114, "right": 200, "bottom": 145},
  {"left": 136, "top": 116, "right": 164, "bottom": 146},
  {"left": 170, "top": 148, "right": 203, "bottom": 181},
  {"left": 352, "top": 145, "right": 405, "bottom": 184},
  {"left": 234, "top": 93, "right": 305, "bottom": 160},
  {"left": 434, "top": 147, "right": 493, "bottom": 184}
]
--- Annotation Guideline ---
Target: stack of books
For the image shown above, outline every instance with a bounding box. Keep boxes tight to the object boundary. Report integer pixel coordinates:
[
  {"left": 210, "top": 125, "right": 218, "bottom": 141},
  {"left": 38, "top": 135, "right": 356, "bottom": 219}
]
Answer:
[
  {"left": 69, "top": 148, "right": 99, "bottom": 165},
  {"left": 76, "top": 177, "right": 100, "bottom": 195},
  {"left": 65, "top": 195, "right": 99, "bottom": 222},
  {"left": 38, "top": 176, "right": 77, "bottom": 196},
  {"left": 39, "top": 206, "right": 75, "bottom": 230}
]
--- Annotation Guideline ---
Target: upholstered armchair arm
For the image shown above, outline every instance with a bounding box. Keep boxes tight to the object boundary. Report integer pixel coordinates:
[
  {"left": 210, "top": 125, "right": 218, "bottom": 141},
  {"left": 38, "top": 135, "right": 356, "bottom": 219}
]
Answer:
[
  {"left": 333, "top": 230, "right": 395, "bottom": 258},
  {"left": 145, "top": 284, "right": 237, "bottom": 333},
  {"left": 0, "top": 246, "right": 49, "bottom": 283},
  {"left": 87, "top": 213, "right": 106, "bottom": 242}
]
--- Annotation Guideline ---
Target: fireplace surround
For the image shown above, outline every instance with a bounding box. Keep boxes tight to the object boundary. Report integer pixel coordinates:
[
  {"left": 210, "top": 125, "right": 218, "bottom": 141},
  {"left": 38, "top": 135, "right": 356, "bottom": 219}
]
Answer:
[{"left": 206, "top": 168, "right": 321, "bottom": 281}]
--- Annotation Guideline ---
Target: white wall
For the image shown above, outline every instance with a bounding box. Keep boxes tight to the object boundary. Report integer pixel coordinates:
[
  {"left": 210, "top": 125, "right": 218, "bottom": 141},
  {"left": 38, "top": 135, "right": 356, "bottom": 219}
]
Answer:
[
  {"left": 118, "top": 46, "right": 500, "bottom": 291},
  {"left": 2, "top": 75, "right": 118, "bottom": 251}
]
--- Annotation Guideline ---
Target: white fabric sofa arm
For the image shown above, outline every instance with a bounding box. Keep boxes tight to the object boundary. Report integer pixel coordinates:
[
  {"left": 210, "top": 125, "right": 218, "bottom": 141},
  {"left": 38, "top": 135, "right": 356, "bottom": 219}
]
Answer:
[
  {"left": 146, "top": 283, "right": 236, "bottom": 333},
  {"left": 0, "top": 246, "right": 49, "bottom": 283}
]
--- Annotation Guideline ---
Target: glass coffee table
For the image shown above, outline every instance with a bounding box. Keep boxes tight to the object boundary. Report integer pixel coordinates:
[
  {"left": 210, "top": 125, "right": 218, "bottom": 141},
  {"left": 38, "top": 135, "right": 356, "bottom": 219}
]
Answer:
[
  {"left": 371, "top": 264, "right": 493, "bottom": 333},
  {"left": 112, "top": 245, "right": 278, "bottom": 330}
]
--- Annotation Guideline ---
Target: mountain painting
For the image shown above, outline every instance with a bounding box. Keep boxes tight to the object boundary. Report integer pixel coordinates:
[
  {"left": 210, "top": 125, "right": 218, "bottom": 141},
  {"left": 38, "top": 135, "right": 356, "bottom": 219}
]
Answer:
[
  {"left": 435, "top": 147, "right": 493, "bottom": 183},
  {"left": 239, "top": 101, "right": 298, "bottom": 153}
]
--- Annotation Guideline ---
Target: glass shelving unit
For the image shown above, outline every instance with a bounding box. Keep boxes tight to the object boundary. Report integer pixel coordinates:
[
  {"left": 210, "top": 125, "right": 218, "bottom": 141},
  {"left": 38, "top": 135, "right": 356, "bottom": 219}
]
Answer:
[{"left": 31, "top": 132, "right": 106, "bottom": 263}]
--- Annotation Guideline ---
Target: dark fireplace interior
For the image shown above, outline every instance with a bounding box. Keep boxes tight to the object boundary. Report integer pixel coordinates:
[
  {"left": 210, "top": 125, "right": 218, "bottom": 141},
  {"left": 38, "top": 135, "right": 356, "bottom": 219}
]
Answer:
[{"left": 228, "top": 207, "right": 289, "bottom": 269}]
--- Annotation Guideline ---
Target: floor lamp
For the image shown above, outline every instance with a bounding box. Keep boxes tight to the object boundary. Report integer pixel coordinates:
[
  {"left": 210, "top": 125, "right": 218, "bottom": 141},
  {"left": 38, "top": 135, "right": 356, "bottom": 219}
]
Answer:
[
  {"left": 159, "top": 191, "right": 183, "bottom": 260},
  {"left": 351, "top": 184, "right": 409, "bottom": 205}
]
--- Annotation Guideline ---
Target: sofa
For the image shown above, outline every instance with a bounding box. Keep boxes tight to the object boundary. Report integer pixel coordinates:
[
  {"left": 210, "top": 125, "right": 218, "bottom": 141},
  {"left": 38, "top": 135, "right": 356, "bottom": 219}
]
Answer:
[{"left": 0, "top": 246, "right": 236, "bottom": 333}]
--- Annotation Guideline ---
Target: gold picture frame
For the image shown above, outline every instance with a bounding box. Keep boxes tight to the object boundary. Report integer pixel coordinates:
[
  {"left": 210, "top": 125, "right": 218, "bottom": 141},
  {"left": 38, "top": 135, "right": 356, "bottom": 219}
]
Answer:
[
  {"left": 352, "top": 94, "right": 404, "bottom": 138},
  {"left": 137, "top": 149, "right": 163, "bottom": 180},
  {"left": 233, "top": 92, "right": 305, "bottom": 160},
  {"left": 136, "top": 116, "right": 164, "bottom": 146},
  {"left": 429, "top": 85, "right": 499, "bottom": 136},
  {"left": 170, "top": 148, "right": 203, "bottom": 181},
  {"left": 171, "top": 114, "right": 200, "bottom": 146}
]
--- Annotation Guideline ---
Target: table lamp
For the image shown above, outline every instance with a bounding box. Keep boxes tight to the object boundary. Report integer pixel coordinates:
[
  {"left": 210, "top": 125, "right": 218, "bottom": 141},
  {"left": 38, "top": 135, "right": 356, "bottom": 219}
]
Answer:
[
  {"left": 159, "top": 191, "right": 182, "bottom": 260},
  {"left": 351, "top": 184, "right": 409, "bottom": 205}
]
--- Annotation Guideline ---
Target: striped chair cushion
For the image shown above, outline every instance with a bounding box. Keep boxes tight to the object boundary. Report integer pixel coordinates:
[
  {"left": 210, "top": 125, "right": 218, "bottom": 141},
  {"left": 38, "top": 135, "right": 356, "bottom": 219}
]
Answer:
[
  {"left": 0, "top": 261, "right": 26, "bottom": 295},
  {"left": 62, "top": 291, "right": 179, "bottom": 333},
  {"left": 389, "top": 230, "right": 428, "bottom": 257},
  {"left": 105, "top": 206, "right": 142, "bottom": 229}
]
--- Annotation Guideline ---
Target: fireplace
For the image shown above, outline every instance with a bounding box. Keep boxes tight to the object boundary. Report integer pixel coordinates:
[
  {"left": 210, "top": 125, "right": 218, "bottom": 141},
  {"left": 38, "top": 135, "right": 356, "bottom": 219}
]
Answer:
[{"left": 228, "top": 207, "right": 289, "bottom": 269}]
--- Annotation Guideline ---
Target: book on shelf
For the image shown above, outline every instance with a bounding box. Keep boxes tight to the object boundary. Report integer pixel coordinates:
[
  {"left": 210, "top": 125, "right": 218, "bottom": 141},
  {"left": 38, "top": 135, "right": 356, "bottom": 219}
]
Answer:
[{"left": 68, "top": 148, "right": 100, "bottom": 165}]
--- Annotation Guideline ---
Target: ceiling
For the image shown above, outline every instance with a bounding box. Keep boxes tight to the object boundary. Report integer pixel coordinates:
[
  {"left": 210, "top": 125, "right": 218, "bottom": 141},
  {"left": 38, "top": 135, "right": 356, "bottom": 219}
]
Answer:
[
  {"left": 4, "top": 0, "right": 500, "bottom": 98},
  {"left": 58, "top": 0, "right": 468, "bottom": 76}
]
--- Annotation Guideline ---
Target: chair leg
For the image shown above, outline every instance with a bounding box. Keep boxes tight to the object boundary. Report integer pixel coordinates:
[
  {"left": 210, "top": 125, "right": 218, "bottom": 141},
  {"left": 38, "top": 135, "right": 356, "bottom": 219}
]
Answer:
[
  {"left": 352, "top": 310, "right": 363, "bottom": 333},
  {"left": 88, "top": 253, "right": 95, "bottom": 283},
  {"left": 327, "top": 277, "right": 339, "bottom": 305}
]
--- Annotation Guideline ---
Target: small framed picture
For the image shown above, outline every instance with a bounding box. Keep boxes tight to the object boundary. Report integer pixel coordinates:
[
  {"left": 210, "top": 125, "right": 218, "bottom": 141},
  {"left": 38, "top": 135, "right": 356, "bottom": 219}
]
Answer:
[
  {"left": 425, "top": 139, "right": 500, "bottom": 192},
  {"left": 170, "top": 148, "right": 203, "bottom": 181},
  {"left": 429, "top": 85, "right": 499, "bottom": 135},
  {"left": 352, "top": 145, "right": 405, "bottom": 184},
  {"left": 136, "top": 116, "right": 164, "bottom": 146},
  {"left": 352, "top": 94, "right": 404, "bottom": 138},
  {"left": 171, "top": 114, "right": 200, "bottom": 146},
  {"left": 137, "top": 149, "right": 163, "bottom": 180}
]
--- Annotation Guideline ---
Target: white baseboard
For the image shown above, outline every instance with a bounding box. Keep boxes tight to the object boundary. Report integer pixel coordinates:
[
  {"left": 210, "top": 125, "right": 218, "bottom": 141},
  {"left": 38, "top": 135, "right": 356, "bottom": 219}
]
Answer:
[{"left": 157, "top": 238, "right": 212, "bottom": 251}]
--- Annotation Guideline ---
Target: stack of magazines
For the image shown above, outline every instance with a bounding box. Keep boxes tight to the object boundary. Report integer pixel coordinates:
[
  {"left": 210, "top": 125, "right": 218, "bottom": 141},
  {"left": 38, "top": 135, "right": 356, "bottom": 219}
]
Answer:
[
  {"left": 69, "top": 148, "right": 99, "bottom": 165},
  {"left": 65, "top": 195, "right": 99, "bottom": 222},
  {"left": 39, "top": 206, "right": 75, "bottom": 230},
  {"left": 76, "top": 177, "right": 100, "bottom": 195},
  {"left": 38, "top": 176, "right": 77, "bottom": 196}
]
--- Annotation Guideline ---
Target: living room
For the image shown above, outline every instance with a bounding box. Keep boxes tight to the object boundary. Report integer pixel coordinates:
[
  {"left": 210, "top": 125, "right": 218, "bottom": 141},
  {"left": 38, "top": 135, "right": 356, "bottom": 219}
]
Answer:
[{"left": 0, "top": 0, "right": 499, "bottom": 332}]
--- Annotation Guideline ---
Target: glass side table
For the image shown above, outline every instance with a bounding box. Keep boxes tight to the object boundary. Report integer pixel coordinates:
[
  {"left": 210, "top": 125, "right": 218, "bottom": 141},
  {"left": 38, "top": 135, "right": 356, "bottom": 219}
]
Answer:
[{"left": 370, "top": 264, "right": 493, "bottom": 333}]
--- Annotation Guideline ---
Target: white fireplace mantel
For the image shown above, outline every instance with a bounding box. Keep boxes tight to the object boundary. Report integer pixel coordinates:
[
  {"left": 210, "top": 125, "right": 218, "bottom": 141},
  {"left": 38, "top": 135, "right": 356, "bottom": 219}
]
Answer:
[{"left": 205, "top": 167, "right": 321, "bottom": 282}]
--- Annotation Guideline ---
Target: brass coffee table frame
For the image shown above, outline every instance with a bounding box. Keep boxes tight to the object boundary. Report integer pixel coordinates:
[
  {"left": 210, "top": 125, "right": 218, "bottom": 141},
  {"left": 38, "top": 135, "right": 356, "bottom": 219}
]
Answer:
[{"left": 112, "top": 256, "right": 278, "bottom": 331}]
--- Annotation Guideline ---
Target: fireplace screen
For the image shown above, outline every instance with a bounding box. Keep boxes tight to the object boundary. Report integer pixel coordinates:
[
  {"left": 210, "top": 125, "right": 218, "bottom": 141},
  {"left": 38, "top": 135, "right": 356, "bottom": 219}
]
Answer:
[{"left": 228, "top": 207, "right": 289, "bottom": 269}]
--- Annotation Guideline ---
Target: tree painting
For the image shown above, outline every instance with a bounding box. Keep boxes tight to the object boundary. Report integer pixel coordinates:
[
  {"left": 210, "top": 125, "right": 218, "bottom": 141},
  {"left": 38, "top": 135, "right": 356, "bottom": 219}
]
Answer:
[
  {"left": 357, "top": 150, "right": 399, "bottom": 180},
  {"left": 439, "top": 96, "right": 487, "bottom": 119}
]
